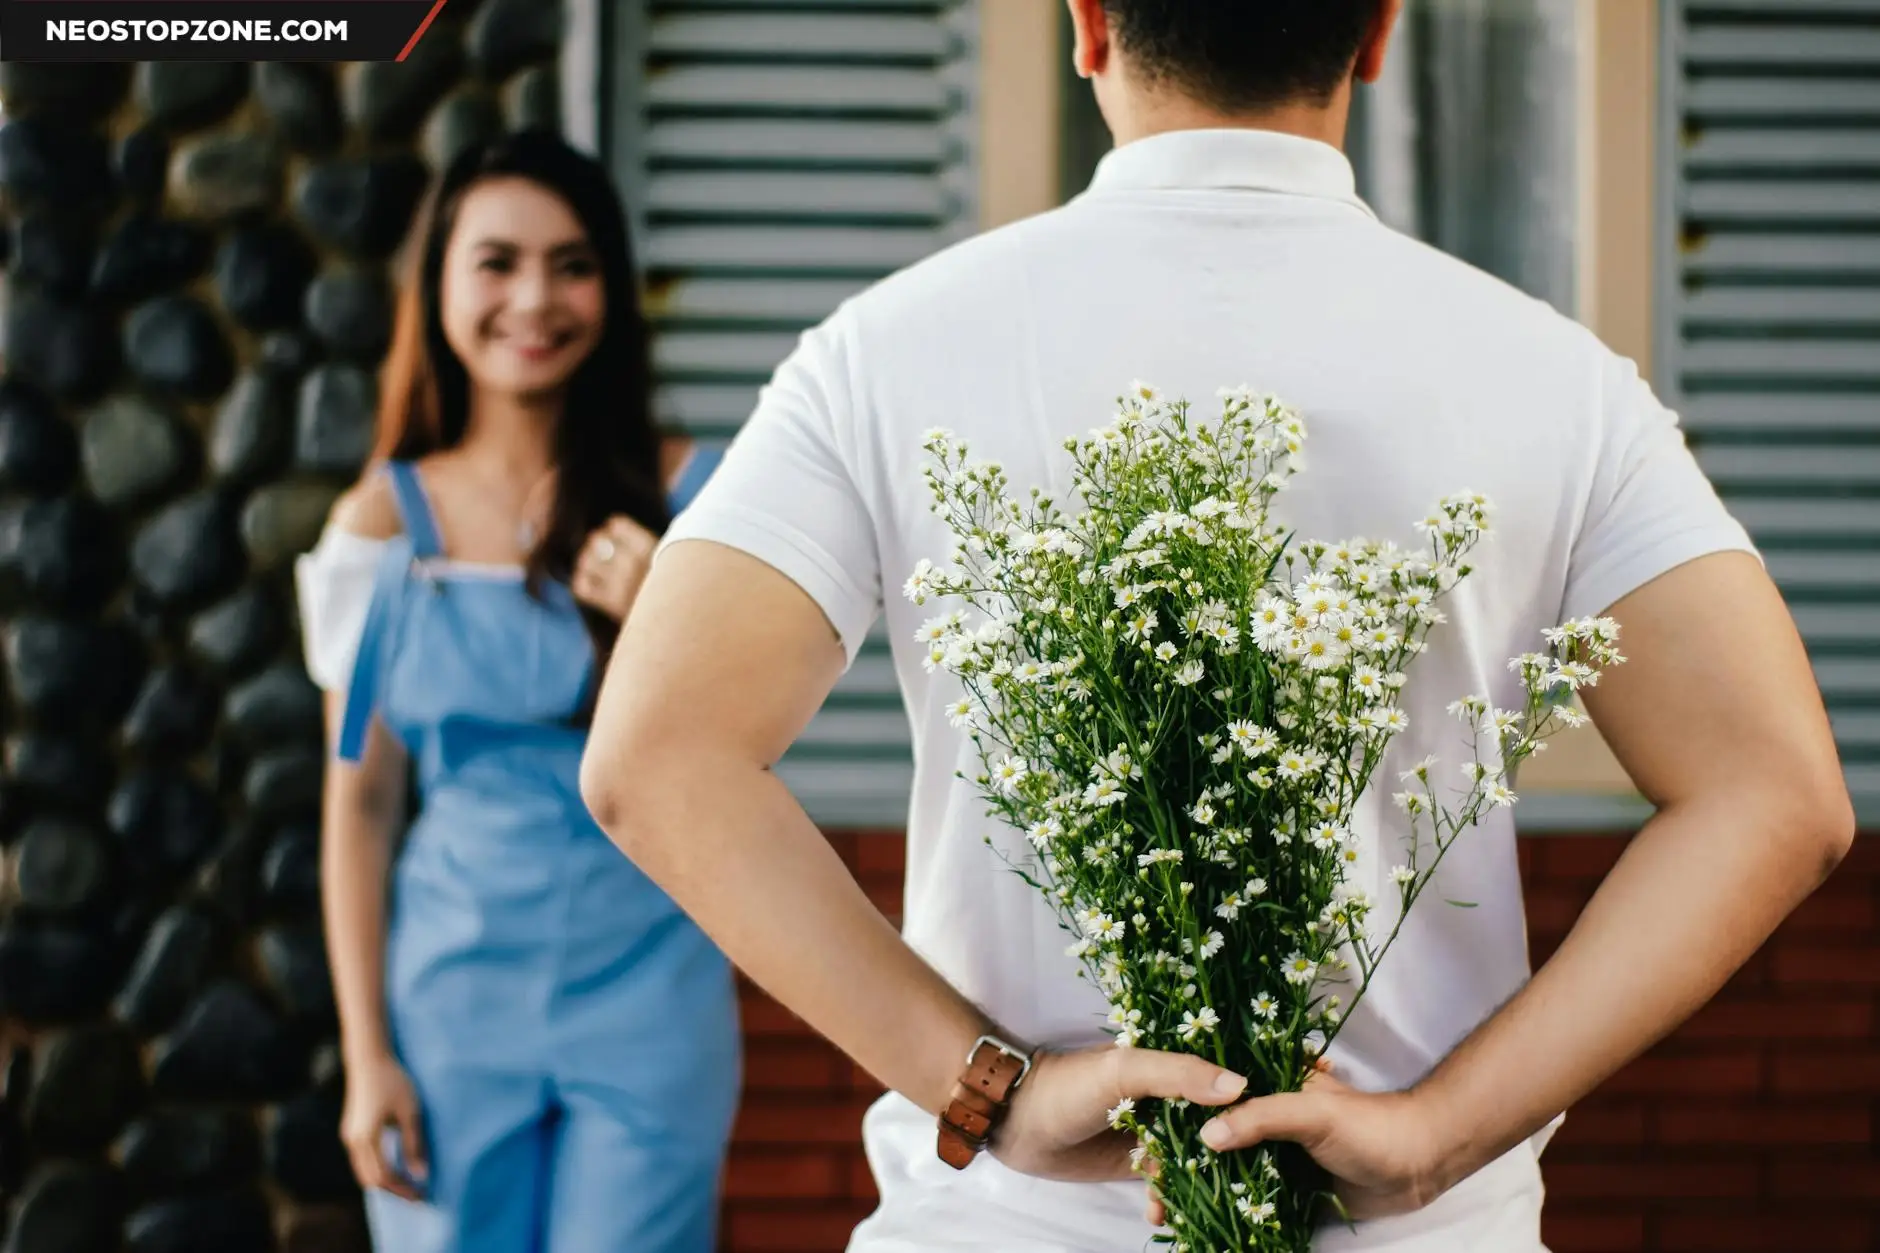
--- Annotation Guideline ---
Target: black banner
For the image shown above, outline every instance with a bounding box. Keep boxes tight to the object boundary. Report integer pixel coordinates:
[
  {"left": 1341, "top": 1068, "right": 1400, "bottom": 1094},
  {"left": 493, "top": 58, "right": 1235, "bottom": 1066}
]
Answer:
[{"left": 0, "top": 0, "right": 448, "bottom": 62}]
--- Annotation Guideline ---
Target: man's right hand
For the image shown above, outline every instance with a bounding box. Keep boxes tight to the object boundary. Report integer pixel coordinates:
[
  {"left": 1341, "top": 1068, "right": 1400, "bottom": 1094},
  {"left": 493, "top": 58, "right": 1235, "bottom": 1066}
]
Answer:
[{"left": 988, "top": 1044, "right": 1249, "bottom": 1181}]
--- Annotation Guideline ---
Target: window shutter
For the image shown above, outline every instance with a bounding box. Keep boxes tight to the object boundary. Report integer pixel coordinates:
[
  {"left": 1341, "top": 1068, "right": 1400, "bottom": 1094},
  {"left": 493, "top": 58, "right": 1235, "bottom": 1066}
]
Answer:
[
  {"left": 1660, "top": 0, "right": 1880, "bottom": 820},
  {"left": 609, "top": 1, "right": 980, "bottom": 826}
]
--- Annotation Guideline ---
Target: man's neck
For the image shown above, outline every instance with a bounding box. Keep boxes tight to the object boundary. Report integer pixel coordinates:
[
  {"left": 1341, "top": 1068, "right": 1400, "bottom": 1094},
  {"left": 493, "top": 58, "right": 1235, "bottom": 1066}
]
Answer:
[{"left": 1107, "top": 91, "right": 1352, "bottom": 154}]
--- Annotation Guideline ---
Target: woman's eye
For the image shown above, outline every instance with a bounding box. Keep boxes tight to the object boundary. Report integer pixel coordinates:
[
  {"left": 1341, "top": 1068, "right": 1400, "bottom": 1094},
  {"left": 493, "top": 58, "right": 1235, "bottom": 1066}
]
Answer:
[
  {"left": 479, "top": 255, "right": 515, "bottom": 274},
  {"left": 560, "top": 257, "right": 599, "bottom": 278}
]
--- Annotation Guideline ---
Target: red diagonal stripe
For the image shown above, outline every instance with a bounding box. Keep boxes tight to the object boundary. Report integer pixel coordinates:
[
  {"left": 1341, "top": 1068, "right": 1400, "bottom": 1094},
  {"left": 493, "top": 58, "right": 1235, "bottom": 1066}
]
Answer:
[{"left": 397, "top": 0, "right": 450, "bottom": 62}]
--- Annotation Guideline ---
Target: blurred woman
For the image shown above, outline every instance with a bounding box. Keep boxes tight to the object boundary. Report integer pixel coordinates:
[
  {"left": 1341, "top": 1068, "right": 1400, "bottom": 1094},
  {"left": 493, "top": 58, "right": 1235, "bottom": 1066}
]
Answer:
[{"left": 295, "top": 131, "right": 737, "bottom": 1253}]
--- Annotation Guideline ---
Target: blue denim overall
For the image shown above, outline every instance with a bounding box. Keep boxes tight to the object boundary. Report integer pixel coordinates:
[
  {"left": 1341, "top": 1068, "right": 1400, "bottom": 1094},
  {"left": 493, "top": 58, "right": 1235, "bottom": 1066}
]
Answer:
[{"left": 336, "top": 454, "right": 738, "bottom": 1252}]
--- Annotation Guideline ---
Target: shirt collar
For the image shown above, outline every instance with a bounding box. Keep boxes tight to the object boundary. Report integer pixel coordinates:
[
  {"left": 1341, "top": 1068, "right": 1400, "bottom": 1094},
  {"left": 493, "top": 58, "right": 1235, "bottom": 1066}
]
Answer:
[{"left": 1085, "top": 128, "right": 1378, "bottom": 220}]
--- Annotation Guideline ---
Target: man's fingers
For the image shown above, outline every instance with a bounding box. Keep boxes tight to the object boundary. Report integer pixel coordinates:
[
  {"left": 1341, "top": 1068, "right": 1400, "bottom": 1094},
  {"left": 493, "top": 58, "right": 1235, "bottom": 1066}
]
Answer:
[
  {"left": 1198, "top": 1090, "right": 1331, "bottom": 1152},
  {"left": 1303, "top": 1057, "right": 1352, "bottom": 1095},
  {"left": 1141, "top": 1153, "right": 1166, "bottom": 1226},
  {"left": 1110, "top": 1048, "right": 1247, "bottom": 1108}
]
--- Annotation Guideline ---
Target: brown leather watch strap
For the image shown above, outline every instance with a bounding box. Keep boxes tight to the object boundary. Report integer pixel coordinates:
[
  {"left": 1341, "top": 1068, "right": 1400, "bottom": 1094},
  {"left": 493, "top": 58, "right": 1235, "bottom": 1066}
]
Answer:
[{"left": 937, "top": 1036, "right": 1031, "bottom": 1170}]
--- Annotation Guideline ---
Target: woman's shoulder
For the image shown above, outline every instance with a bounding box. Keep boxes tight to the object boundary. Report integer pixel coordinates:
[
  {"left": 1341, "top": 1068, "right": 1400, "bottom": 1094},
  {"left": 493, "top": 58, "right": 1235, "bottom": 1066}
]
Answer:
[{"left": 327, "top": 467, "right": 404, "bottom": 542}]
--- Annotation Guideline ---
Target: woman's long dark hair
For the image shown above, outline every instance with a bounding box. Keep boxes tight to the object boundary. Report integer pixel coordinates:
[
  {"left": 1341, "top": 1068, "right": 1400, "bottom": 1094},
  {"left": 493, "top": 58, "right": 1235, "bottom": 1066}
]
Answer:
[{"left": 372, "top": 129, "right": 668, "bottom": 681}]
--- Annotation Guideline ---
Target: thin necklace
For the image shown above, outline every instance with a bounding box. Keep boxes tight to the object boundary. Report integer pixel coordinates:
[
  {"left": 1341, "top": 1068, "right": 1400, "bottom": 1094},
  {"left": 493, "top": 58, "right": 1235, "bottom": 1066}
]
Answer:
[{"left": 514, "top": 469, "right": 556, "bottom": 553}]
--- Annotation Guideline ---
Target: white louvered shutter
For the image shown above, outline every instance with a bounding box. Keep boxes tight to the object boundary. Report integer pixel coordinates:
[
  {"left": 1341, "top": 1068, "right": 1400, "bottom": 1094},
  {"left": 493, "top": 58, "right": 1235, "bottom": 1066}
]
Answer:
[
  {"left": 1660, "top": 0, "right": 1880, "bottom": 820},
  {"left": 609, "top": 1, "right": 980, "bottom": 826}
]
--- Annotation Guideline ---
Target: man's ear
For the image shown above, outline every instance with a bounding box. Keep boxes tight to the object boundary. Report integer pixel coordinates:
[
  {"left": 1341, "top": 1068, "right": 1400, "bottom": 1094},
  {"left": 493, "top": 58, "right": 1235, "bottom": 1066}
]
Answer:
[{"left": 1355, "top": 0, "right": 1405, "bottom": 85}]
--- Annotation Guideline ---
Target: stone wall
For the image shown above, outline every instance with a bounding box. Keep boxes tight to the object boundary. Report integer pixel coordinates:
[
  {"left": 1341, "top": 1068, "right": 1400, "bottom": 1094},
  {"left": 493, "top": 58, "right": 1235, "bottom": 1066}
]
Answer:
[{"left": 0, "top": 8, "right": 567, "bottom": 1249}]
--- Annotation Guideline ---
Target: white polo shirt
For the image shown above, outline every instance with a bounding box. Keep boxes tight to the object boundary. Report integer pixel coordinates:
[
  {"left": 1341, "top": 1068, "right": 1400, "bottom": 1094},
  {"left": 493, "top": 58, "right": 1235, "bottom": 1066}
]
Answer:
[{"left": 662, "top": 128, "right": 1756, "bottom": 1252}]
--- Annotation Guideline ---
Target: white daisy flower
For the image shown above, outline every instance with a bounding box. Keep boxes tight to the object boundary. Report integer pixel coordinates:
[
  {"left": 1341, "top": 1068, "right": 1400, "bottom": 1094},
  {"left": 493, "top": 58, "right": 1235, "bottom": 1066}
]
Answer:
[{"left": 1178, "top": 1007, "right": 1220, "bottom": 1042}]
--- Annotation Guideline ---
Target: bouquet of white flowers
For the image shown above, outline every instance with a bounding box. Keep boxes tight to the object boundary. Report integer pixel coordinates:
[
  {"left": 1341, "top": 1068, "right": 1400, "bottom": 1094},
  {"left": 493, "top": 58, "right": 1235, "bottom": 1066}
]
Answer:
[{"left": 905, "top": 384, "right": 1624, "bottom": 1251}]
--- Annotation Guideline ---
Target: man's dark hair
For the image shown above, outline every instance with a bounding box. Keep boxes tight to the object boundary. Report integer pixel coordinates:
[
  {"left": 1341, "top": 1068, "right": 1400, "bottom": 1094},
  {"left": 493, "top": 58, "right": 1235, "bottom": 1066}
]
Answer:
[{"left": 1101, "top": 1, "right": 1383, "bottom": 112}]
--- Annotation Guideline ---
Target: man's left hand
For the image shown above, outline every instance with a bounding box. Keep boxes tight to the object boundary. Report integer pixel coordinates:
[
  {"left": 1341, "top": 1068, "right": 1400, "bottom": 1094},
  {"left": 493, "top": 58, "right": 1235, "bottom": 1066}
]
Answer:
[{"left": 1145, "top": 1064, "right": 1449, "bottom": 1228}]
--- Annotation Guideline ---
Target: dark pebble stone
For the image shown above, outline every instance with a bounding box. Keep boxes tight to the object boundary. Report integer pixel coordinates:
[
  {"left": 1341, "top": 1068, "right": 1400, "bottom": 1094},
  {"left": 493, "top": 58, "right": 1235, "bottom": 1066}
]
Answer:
[
  {"left": 470, "top": 0, "right": 565, "bottom": 82},
  {"left": 0, "top": 116, "right": 113, "bottom": 213},
  {"left": 0, "top": 783, "right": 30, "bottom": 844},
  {"left": 122, "top": 668, "right": 220, "bottom": 758},
  {"left": 242, "top": 481, "right": 341, "bottom": 570},
  {"left": 119, "top": 1109, "right": 261, "bottom": 1198},
  {"left": 9, "top": 1162, "right": 124, "bottom": 1253},
  {"left": 283, "top": 1208, "right": 371, "bottom": 1253},
  {"left": 0, "top": 379, "right": 77, "bottom": 494},
  {"left": 294, "top": 155, "right": 429, "bottom": 258},
  {"left": 260, "top": 330, "right": 321, "bottom": 376},
  {"left": 0, "top": 1045, "right": 28, "bottom": 1192},
  {"left": 295, "top": 365, "right": 377, "bottom": 475},
  {"left": 260, "top": 825, "right": 320, "bottom": 914},
  {"left": 211, "top": 368, "right": 296, "bottom": 483},
  {"left": 424, "top": 92, "right": 504, "bottom": 172},
  {"left": 114, "top": 904, "right": 219, "bottom": 1034},
  {"left": 12, "top": 213, "right": 95, "bottom": 296},
  {"left": 130, "top": 490, "right": 247, "bottom": 612},
  {"left": 136, "top": 62, "right": 250, "bottom": 133},
  {"left": 0, "top": 922, "right": 118, "bottom": 1023},
  {"left": 107, "top": 767, "right": 223, "bottom": 879},
  {"left": 115, "top": 126, "right": 171, "bottom": 205},
  {"left": 347, "top": 32, "right": 465, "bottom": 141},
  {"left": 151, "top": 980, "right": 304, "bottom": 1102},
  {"left": 216, "top": 221, "right": 318, "bottom": 332},
  {"left": 79, "top": 394, "right": 193, "bottom": 511},
  {"left": 124, "top": 295, "right": 235, "bottom": 401},
  {"left": 13, "top": 817, "right": 116, "bottom": 917},
  {"left": 0, "top": 63, "right": 131, "bottom": 124},
  {"left": 92, "top": 212, "right": 211, "bottom": 304},
  {"left": 256, "top": 922, "right": 333, "bottom": 1023},
  {"left": 25, "top": 1023, "right": 145, "bottom": 1153},
  {"left": 255, "top": 63, "right": 343, "bottom": 154},
  {"left": 308, "top": 1040, "right": 343, "bottom": 1089},
  {"left": 0, "top": 495, "right": 123, "bottom": 613},
  {"left": 304, "top": 266, "right": 391, "bottom": 359},
  {"left": 243, "top": 750, "right": 324, "bottom": 824},
  {"left": 172, "top": 133, "right": 284, "bottom": 221},
  {"left": 6, "top": 733, "right": 113, "bottom": 811},
  {"left": 194, "top": 822, "right": 269, "bottom": 928},
  {"left": 3, "top": 616, "right": 145, "bottom": 729},
  {"left": 267, "top": 1081, "right": 349, "bottom": 1202},
  {"left": 4, "top": 289, "right": 119, "bottom": 402},
  {"left": 127, "top": 1189, "right": 276, "bottom": 1253},
  {"left": 188, "top": 583, "right": 286, "bottom": 679},
  {"left": 111, "top": 895, "right": 163, "bottom": 959},
  {"left": 509, "top": 65, "right": 561, "bottom": 133},
  {"left": 227, "top": 664, "right": 323, "bottom": 750}
]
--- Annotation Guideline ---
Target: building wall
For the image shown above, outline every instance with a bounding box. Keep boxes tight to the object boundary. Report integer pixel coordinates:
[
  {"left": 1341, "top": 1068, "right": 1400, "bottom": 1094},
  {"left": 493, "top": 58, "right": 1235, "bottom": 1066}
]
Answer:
[
  {"left": 723, "top": 836, "right": 1880, "bottom": 1253},
  {"left": 0, "top": 11, "right": 570, "bottom": 1248}
]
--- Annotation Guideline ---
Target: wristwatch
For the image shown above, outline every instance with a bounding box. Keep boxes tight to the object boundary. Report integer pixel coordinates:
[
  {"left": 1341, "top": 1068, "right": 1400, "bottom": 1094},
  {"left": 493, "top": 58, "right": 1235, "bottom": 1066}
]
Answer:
[{"left": 936, "top": 1034, "right": 1034, "bottom": 1169}]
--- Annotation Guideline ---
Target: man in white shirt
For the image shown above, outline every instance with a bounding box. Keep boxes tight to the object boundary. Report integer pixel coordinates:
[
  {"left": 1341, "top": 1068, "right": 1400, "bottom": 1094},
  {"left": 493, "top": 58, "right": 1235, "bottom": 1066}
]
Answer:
[{"left": 579, "top": 1, "right": 1855, "bottom": 1248}]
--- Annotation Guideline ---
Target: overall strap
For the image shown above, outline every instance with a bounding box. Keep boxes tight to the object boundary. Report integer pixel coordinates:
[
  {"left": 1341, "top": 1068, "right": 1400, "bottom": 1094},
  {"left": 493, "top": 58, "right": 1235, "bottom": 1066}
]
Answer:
[
  {"left": 667, "top": 443, "right": 724, "bottom": 515},
  {"left": 385, "top": 461, "right": 445, "bottom": 560},
  {"left": 335, "top": 537, "right": 414, "bottom": 763}
]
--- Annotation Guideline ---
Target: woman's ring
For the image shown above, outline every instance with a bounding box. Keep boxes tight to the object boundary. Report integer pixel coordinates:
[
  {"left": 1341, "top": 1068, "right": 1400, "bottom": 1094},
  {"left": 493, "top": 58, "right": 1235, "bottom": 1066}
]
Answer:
[{"left": 595, "top": 537, "right": 617, "bottom": 563}]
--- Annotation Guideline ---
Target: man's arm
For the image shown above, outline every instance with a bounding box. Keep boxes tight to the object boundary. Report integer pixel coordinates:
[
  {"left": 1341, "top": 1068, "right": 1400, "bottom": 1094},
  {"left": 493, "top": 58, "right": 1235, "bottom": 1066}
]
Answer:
[
  {"left": 1196, "top": 551, "right": 1856, "bottom": 1211},
  {"left": 580, "top": 538, "right": 989, "bottom": 1116},
  {"left": 580, "top": 539, "right": 1252, "bottom": 1179}
]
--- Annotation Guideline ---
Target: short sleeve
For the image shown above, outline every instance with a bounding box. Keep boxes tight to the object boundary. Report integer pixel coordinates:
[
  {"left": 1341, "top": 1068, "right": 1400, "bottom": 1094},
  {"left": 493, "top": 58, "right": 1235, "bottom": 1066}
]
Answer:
[
  {"left": 656, "top": 313, "right": 881, "bottom": 667},
  {"left": 293, "top": 527, "right": 388, "bottom": 693},
  {"left": 1561, "top": 353, "right": 1761, "bottom": 622}
]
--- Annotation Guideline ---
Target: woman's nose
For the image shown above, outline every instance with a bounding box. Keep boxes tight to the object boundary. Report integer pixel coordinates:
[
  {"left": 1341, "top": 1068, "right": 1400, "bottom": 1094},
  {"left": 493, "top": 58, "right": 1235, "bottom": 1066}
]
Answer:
[{"left": 510, "top": 260, "right": 553, "bottom": 313}]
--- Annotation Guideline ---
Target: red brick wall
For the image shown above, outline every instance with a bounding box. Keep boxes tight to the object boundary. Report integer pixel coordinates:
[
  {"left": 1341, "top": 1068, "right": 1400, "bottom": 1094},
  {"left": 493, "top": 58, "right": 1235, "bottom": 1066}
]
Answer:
[{"left": 722, "top": 832, "right": 1879, "bottom": 1253}]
